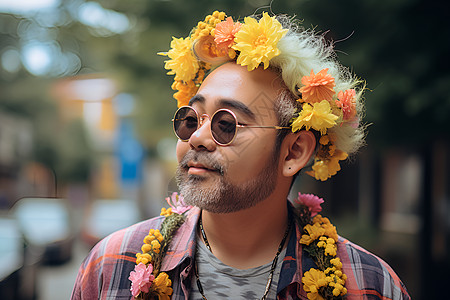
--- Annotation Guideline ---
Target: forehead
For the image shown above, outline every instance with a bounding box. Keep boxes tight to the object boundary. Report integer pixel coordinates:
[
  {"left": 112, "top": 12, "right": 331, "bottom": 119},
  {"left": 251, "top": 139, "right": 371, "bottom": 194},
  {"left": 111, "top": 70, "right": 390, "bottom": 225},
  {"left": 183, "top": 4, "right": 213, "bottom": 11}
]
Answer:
[{"left": 193, "top": 63, "right": 282, "bottom": 120}]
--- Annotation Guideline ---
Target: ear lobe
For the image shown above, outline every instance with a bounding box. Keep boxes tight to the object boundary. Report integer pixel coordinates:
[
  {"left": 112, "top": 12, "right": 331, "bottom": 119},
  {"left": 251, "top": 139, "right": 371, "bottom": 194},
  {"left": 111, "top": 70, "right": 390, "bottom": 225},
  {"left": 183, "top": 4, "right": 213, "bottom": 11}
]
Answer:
[{"left": 281, "top": 130, "right": 316, "bottom": 177}]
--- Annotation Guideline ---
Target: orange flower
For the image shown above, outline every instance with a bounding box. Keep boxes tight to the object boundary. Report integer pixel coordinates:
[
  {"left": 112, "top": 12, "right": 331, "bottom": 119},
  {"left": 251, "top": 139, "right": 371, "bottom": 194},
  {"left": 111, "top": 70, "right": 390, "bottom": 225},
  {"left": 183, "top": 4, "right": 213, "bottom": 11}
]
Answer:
[
  {"left": 171, "top": 80, "right": 198, "bottom": 107},
  {"left": 336, "top": 89, "right": 357, "bottom": 121},
  {"left": 214, "top": 17, "right": 241, "bottom": 51},
  {"left": 299, "top": 69, "right": 336, "bottom": 103}
]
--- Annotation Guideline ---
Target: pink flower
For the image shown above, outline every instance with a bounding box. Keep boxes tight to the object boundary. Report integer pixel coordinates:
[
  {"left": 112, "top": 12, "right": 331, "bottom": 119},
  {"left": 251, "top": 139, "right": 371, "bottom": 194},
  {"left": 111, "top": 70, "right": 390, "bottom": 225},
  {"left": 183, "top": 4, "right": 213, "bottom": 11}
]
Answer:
[
  {"left": 214, "top": 17, "right": 241, "bottom": 51},
  {"left": 335, "top": 89, "right": 357, "bottom": 121},
  {"left": 129, "top": 263, "right": 155, "bottom": 297},
  {"left": 295, "top": 193, "right": 324, "bottom": 217},
  {"left": 166, "top": 192, "right": 192, "bottom": 214}
]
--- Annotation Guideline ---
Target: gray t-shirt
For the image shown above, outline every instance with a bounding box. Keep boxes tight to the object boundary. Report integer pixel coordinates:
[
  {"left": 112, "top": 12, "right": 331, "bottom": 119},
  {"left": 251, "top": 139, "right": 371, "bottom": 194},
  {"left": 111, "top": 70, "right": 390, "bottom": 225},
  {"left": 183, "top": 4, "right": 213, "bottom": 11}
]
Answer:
[{"left": 189, "top": 234, "right": 287, "bottom": 300}]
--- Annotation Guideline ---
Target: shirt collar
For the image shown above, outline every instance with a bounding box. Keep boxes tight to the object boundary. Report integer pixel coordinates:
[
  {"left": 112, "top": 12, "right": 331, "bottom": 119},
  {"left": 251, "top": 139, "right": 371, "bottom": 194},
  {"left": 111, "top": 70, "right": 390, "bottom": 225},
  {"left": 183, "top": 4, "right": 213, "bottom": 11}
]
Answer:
[
  {"left": 159, "top": 204, "right": 309, "bottom": 298},
  {"left": 160, "top": 207, "right": 200, "bottom": 272}
]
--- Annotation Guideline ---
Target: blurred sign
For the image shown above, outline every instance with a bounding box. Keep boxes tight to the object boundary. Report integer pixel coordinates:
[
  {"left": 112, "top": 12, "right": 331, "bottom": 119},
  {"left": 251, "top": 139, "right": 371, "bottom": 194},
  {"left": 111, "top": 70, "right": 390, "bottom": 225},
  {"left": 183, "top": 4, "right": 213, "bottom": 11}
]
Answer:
[{"left": 116, "top": 119, "right": 143, "bottom": 183}]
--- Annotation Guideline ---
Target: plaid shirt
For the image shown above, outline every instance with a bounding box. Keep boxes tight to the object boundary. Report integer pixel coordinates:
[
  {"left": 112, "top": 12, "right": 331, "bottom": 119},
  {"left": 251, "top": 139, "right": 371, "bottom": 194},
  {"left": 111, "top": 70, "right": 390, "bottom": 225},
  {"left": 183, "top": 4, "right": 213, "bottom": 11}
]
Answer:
[{"left": 71, "top": 206, "right": 410, "bottom": 300}]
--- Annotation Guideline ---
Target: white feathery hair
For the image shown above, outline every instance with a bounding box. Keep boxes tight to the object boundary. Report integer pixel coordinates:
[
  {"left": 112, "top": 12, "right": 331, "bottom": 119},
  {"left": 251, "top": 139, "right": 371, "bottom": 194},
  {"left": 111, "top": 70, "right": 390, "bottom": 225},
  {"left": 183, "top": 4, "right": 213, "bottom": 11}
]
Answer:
[{"left": 269, "top": 15, "right": 366, "bottom": 156}]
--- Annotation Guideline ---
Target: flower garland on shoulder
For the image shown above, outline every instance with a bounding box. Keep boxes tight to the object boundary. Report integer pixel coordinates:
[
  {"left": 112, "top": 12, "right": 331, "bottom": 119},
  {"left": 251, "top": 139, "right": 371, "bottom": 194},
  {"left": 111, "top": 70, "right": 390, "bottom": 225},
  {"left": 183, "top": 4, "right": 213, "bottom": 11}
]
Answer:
[
  {"left": 129, "top": 193, "right": 192, "bottom": 299},
  {"left": 129, "top": 192, "right": 346, "bottom": 299},
  {"left": 293, "top": 193, "right": 347, "bottom": 300}
]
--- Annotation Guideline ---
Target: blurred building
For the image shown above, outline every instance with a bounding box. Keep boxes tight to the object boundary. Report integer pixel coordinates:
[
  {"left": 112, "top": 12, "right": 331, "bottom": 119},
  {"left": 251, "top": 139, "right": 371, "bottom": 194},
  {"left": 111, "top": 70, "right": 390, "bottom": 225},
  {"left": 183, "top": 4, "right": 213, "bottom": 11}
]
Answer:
[{"left": 0, "top": 111, "right": 34, "bottom": 208}]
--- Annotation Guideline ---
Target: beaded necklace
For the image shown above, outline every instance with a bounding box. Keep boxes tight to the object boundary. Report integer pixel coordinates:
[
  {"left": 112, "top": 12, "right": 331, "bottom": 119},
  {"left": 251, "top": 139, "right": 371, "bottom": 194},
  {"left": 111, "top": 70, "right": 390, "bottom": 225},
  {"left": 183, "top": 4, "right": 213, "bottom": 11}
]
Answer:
[{"left": 194, "top": 217, "right": 292, "bottom": 300}]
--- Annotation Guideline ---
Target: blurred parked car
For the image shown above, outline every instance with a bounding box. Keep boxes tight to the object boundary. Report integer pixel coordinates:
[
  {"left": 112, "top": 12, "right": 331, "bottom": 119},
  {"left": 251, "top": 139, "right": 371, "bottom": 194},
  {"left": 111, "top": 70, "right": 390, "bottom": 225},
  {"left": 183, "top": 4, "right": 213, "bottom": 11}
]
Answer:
[
  {"left": 0, "top": 213, "right": 41, "bottom": 300},
  {"left": 12, "top": 197, "right": 74, "bottom": 265},
  {"left": 81, "top": 199, "right": 141, "bottom": 247}
]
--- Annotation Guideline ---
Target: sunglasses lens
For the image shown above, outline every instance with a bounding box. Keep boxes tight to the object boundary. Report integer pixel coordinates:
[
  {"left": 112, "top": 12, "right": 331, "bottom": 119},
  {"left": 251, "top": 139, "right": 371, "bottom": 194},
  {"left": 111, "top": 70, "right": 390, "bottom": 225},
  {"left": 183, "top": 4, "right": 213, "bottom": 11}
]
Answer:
[
  {"left": 173, "top": 107, "right": 198, "bottom": 140},
  {"left": 211, "top": 110, "right": 237, "bottom": 145}
]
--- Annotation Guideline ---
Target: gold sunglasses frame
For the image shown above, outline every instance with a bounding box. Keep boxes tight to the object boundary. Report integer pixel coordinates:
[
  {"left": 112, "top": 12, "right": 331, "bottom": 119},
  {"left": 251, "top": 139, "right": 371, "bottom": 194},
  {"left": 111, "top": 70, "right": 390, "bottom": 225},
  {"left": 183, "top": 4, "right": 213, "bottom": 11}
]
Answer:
[{"left": 172, "top": 106, "right": 290, "bottom": 146}]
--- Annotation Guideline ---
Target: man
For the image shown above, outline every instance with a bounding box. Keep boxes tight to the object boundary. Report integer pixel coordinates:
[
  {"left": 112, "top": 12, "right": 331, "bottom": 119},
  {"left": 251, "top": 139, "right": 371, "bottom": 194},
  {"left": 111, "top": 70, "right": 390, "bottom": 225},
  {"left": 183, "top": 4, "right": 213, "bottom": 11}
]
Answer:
[{"left": 72, "top": 11, "right": 410, "bottom": 300}]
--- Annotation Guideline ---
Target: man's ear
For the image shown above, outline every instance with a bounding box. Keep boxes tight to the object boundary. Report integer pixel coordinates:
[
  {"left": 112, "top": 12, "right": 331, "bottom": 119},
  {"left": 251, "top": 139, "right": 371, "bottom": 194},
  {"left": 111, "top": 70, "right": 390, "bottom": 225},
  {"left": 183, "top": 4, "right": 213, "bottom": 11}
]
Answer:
[{"left": 280, "top": 130, "right": 316, "bottom": 177}]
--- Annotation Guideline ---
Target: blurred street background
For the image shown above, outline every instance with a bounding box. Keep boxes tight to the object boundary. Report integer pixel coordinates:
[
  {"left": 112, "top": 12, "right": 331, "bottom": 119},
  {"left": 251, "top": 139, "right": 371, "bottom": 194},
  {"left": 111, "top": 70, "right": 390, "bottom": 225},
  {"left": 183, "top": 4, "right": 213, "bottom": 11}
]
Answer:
[{"left": 0, "top": 0, "right": 449, "bottom": 299}]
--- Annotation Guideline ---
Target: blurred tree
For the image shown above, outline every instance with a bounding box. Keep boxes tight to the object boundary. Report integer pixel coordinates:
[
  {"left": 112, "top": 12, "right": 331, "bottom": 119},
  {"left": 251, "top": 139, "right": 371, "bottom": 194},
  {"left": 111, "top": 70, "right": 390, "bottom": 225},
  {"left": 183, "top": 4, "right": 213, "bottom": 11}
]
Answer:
[{"left": 1, "top": 0, "right": 449, "bottom": 175}]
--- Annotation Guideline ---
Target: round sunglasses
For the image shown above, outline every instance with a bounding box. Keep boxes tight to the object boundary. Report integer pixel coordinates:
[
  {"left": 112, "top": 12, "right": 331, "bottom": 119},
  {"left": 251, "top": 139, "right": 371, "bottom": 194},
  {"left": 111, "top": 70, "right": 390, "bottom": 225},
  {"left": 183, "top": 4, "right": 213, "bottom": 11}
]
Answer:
[{"left": 172, "top": 106, "right": 290, "bottom": 146}]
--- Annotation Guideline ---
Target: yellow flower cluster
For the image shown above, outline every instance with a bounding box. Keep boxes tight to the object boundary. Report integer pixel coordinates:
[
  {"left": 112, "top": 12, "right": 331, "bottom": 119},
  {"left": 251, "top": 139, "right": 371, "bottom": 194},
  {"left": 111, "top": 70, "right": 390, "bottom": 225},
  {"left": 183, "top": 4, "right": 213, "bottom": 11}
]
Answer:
[
  {"left": 300, "top": 215, "right": 338, "bottom": 245},
  {"left": 300, "top": 214, "right": 346, "bottom": 299},
  {"left": 317, "top": 236, "right": 337, "bottom": 256},
  {"left": 191, "top": 11, "right": 226, "bottom": 39},
  {"left": 136, "top": 229, "right": 164, "bottom": 265},
  {"left": 326, "top": 258, "right": 347, "bottom": 297},
  {"left": 306, "top": 134, "right": 349, "bottom": 181},
  {"left": 160, "top": 11, "right": 289, "bottom": 106},
  {"left": 160, "top": 207, "right": 173, "bottom": 217}
]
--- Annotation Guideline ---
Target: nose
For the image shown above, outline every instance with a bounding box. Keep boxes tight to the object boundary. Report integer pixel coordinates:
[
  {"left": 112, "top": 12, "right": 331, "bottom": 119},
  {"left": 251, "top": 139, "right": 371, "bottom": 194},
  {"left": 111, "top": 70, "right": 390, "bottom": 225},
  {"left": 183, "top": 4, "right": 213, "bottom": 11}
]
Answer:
[{"left": 188, "top": 114, "right": 216, "bottom": 151}]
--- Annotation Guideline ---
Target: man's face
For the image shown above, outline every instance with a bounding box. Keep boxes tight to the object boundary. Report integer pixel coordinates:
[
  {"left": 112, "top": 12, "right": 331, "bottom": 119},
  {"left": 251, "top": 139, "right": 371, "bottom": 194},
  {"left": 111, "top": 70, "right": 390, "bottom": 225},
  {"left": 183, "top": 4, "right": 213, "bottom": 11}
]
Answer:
[{"left": 175, "top": 63, "right": 284, "bottom": 213}]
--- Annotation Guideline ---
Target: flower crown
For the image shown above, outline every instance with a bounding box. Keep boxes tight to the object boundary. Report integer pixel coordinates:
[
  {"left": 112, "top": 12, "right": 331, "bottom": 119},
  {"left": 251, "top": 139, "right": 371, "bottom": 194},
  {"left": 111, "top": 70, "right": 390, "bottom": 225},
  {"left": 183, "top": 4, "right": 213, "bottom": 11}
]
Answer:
[{"left": 159, "top": 11, "right": 360, "bottom": 181}]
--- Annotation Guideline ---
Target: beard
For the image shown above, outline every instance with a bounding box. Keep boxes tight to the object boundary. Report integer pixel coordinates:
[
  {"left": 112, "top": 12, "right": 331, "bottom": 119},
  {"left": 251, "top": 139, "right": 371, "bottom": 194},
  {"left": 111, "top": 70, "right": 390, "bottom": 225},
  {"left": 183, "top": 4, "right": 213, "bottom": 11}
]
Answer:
[{"left": 175, "top": 149, "right": 279, "bottom": 214}]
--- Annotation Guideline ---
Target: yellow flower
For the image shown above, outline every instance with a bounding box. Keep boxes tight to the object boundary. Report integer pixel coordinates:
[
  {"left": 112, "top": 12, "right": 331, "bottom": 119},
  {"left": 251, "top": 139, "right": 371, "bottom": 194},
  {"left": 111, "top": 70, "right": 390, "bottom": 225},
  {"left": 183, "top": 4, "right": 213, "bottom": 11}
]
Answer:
[
  {"left": 136, "top": 255, "right": 151, "bottom": 265},
  {"left": 156, "top": 234, "right": 164, "bottom": 243},
  {"left": 135, "top": 253, "right": 152, "bottom": 265},
  {"left": 325, "top": 243, "right": 337, "bottom": 256},
  {"left": 150, "top": 272, "right": 173, "bottom": 300},
  {"left": 300, "top": 222, "right": 326, "bottom": 245},
  {"left": 171, "top": 80, "right": 198, "bottom": 107},
  {"left": 160, "top": 37, "right": 199, "bottom": 82},
  {"left": 151, "top": 240, "right": 161, "bottom": 254},
  {"left": 332, "top": 283, "right": 346, "bottom": 297},
  {"left": 302, "top": 268, "right": 327, "bottom": 300},
  {"left": 330, "top": 258, "right": 343, "bottom": 269},
  {"left": 291, "top": 100, "right": 338, "bottom": 135},
  {"left": 144, "top": 234, "right": 155, "bottom": 244},
  {"left": 327, "top": 150, "right": 348, "bottom": 177},
  {"left": 141, "top": 244, "right": 152, "bottom": 253},
  {"left": 313, "top": 215, "right": 330, "bottom": 225},
  {"left": 309, "top": 149, "right": 348, "bottom": 181},
  {"left": 319, "top": 135, "right": 329, "bottom": 145},
  {"left": 233, "top": 12, "right": 288, "bottom": 71},
  {"left": 160, "top": 207, "right": 173, "bottom": 217},
  {"left": 310, "top": 160, "right": 329, "bottom": 181},
  {"left": 322, "top": 223, "right": 339, "bottom": 242}
]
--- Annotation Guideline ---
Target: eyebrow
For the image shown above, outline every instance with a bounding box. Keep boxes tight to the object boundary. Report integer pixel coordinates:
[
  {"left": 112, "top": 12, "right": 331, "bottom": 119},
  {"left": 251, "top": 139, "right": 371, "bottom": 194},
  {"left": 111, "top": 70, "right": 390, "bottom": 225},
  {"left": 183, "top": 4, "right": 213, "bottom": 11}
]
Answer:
[
  {"left": 188, "top": 94, "right": 205, "bottom": 106},
  {"left": 189, "top": 94, "right": 256, "bottom": 121},
  {"left": 218, "top": 99, "right": 256, "bottom": 121}
]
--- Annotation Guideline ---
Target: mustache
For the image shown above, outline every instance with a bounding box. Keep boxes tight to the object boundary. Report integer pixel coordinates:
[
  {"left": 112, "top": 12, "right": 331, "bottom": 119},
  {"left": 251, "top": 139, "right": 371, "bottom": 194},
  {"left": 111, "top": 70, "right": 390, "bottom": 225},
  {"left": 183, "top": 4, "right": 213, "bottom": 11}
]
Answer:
[{"left": 179, "top": 150, "right": 225, "bottom": 176}]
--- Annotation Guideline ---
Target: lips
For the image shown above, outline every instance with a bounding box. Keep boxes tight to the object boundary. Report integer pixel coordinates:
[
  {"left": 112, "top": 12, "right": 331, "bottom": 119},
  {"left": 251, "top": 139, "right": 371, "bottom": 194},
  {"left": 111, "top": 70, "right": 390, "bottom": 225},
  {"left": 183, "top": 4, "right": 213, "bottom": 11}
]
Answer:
[{"left": 187, "top": 162, "right": 217, "bottom": 175}]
